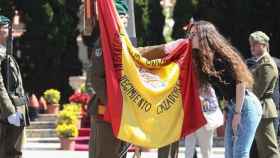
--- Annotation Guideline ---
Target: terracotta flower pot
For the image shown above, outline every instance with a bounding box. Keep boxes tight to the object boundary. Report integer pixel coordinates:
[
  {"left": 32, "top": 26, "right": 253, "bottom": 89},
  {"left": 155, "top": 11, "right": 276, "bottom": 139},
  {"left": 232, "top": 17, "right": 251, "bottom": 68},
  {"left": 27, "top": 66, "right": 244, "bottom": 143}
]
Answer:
[
  {"left": 47, "top": 104, "right": 60, "bottom": 114},
  {"left": 60, "top": 137, "right": 75, "bottom": 150},
  {"left": 76, "top": 115, "right": 82, "bottom": 129},
  {"left": 216, "top": 125, "right": 225, "bottom": 137},
  {"left": 39, "top": 97, "right": 48, "bottom": 113}
]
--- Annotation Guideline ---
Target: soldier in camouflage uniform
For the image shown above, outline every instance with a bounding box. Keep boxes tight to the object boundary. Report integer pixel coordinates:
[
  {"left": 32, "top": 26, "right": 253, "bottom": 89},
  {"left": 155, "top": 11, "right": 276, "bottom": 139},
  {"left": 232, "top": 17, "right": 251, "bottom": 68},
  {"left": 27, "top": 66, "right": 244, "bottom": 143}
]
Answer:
[
  {"left": 249, "top": 31, "right": 280, "bottom": 158},
  {"left": 0, "top": 16, "right": 30, "bottom": 158},
  {"left": 85, "top": 1, "right": 180, "bottom": 157},
  {"left": 85, "top": 1, "right": 129, "bottom": 158}
]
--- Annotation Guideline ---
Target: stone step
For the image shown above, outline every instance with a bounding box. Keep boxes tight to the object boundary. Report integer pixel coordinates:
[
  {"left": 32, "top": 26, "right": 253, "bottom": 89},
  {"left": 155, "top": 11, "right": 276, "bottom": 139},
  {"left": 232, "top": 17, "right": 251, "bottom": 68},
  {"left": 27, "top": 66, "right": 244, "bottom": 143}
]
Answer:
[
  {"left": 34, "top": 114, "right": 58, "bottom": 122},
  {"left": 27, "top": 121, "right": 57, "bottom": 129},
  {"left": 23, "top": 142, "right": 61, "bottom": 150},
  {"left": 27, "top": 137, "right": 60, "bottom": 144},
  {"left": 213, "top": 137, "right": 224, "bottom": 147},
  {"left": 27, "top": 137, "right": 90, "bottom": 144},
  {"left": 26, "top": 129, "right": 57, "bottom": 138},
  {"left": 74, "top": 136, "right": 90, "bottom": 144},
  {"left": 78, "top": 128, "right": 90, "bottom": 137},
  {"left": 75, "top": 143, "right": 88, "bottom": 151}
]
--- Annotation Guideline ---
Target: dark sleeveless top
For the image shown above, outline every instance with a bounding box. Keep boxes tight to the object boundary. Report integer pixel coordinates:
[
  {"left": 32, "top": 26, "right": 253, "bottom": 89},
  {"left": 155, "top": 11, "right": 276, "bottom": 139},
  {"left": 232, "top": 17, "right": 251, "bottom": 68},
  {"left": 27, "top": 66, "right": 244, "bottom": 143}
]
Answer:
[{"left": 209, "top": 54, "right": 237, "bottom": 100}]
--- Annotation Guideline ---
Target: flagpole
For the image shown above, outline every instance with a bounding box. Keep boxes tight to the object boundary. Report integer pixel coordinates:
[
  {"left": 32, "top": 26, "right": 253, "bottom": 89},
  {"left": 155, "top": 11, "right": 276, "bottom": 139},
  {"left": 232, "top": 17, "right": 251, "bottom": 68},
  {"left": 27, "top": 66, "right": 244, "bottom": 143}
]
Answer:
[{"left": 125, "top": 0, "right": 137, "bottom": 46}]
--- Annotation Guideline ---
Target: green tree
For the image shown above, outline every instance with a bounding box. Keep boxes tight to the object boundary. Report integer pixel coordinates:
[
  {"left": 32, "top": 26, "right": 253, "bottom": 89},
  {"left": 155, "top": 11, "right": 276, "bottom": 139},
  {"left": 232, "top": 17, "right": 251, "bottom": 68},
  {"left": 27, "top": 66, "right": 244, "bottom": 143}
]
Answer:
[
  {"left": 0, "top": 0, "right": 14, "bottom": 17},
  {"left": 2, "top": 0, "right": 83, "bottom": 102},
  {"left": 173, "top": 0, "right": 280, "bottom": 58},
  {"left": 146, "top": 0, "right": 165, "bottom": 45},
  {"left": 172, "top": 0, "right": 198, "bottom": 39},
  {"left": 2, "top": 0, "right": 280, "bottom": 103},
  {"left": 134, "top": 0, "right": 149, "bottom": 46},
  {"left": 134, "top": 0, "right": 164, "bottom": 46}
]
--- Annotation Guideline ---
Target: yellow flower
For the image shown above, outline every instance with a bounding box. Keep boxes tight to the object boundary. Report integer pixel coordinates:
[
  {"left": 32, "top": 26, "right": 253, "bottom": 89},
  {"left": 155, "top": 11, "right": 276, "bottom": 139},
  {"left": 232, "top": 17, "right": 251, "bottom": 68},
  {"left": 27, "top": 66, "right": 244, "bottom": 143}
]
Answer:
[
  {"left": 57, "top": 110, "right": 78, "bottom": 125},
  {"left": 55, "top": 123, "right": 78, "bottom": 138},
  {"left": 56, "top": 102, "right": 81, "bottom": 138},
  {"left": 43, "top": 89, "right": 61, "bottom": 104},
  {"left": 63, "top": 103, "right": 81, "bottom": 114}
]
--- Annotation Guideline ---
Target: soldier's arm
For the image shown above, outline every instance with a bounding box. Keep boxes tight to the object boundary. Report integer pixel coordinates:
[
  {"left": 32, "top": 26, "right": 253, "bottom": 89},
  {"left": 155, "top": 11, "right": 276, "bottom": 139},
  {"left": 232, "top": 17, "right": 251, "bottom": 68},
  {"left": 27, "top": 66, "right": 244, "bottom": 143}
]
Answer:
[
  {"left": 0, "top": 65, "right": 15, "bottom": 118},
  {"left": 137, "top": 44, "right": 166, "bottom": 60},
  {"left": 85, "top": 71, "right": 95, "bottom": 95},
  {"left": 137, "top": 39, "right": 185, "bottom": 60},
  {"left": 253, "top": 64, "right": 276, "bottom": 99},
  {"left": 85, "top": 54, "right": 96, "bottom": 95}
]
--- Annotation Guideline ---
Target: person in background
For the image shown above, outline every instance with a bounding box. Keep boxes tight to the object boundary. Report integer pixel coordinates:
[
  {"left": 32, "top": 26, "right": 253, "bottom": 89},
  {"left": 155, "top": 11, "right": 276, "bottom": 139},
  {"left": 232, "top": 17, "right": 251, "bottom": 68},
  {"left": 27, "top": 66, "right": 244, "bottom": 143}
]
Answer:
[
  {"left": 273, "top": 62, "right": 280, "bottom": 137},
  {"left": 85, "top": 0, "right": 130, "bottom": 158},
  {"left": 271, "top": 58, "right": 280, "bottom": 137},
  {"left": 248, "top": 31, "right": 280, "bottom": 158},
  {"left": 247, "top": 51, "right": 280, "bottom": 158},
  {"left": 85, "top": 0, "right": 184, "bottom": 157},
  {"left": 185, "top": 84, "right": 221, "bottom": 158},
  {"left": 188, "top": 20, "right": 262, "bottom": 158},
  {"left": 0, "top": 15, "right": 30, "bottom": 158}
]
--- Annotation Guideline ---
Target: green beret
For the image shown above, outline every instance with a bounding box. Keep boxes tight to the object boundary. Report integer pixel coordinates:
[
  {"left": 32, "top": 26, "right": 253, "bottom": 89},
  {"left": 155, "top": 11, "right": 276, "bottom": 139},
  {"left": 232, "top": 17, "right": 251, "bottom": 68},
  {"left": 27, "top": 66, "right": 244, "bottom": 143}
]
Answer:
[
  {"left": 115, "top": 0, "right": 128, "bottom": 15},
  {"left": 249, "top": 31, "right": 270, "bottom": 44},
  {"left": 0, "top": 16, "right": 10, "bottom": 26}
]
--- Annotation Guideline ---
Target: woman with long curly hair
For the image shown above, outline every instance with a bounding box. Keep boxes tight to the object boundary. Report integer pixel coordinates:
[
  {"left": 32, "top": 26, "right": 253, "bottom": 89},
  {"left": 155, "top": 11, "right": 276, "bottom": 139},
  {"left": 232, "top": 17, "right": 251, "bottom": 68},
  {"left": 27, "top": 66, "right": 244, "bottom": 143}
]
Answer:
[{"left": 188, "top": 20, "right": 262, "bottom": 158}]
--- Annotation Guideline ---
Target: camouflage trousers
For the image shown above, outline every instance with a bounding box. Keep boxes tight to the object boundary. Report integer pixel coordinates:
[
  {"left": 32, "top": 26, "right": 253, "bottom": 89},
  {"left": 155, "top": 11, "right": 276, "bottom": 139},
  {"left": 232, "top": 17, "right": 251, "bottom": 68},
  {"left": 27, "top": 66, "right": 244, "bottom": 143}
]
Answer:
[
  {"left": 89, "top": 116, "right": 124, "bottom": 158},
  {"left": 0, "top": 123, "right": 24, "bottom": 158}
]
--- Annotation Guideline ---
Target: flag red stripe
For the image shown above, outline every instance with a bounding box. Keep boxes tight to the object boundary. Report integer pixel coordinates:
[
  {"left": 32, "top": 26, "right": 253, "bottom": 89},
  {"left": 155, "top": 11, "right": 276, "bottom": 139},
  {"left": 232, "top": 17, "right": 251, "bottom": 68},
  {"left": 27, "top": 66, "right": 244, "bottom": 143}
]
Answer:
[
  {"left": 160, "top": 40, "right": 207, "bottom": 137},
  {"left": 177, "top": 43, "right": 206, "bottom": 137},
  {"left": 98, "top": 0, "right": 206, "bottom": 142},
  {"left": 97, "top": 0, "right": 123, "bottom": 135}
]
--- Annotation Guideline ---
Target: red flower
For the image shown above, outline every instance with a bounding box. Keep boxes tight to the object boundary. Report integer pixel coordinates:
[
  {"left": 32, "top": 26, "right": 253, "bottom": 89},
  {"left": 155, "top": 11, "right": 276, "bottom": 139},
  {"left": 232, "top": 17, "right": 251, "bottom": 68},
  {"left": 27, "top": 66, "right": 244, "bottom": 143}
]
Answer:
[{"left": 69, "top": 92, "right": 90, "bottom": 105}]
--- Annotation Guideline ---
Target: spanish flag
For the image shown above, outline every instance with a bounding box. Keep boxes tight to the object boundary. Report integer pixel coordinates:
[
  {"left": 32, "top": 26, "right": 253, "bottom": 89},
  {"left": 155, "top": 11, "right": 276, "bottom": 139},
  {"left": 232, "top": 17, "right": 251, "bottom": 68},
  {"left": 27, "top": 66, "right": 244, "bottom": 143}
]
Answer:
[{"left": 97, "top": 0, "right": 206, "bottom": 148}]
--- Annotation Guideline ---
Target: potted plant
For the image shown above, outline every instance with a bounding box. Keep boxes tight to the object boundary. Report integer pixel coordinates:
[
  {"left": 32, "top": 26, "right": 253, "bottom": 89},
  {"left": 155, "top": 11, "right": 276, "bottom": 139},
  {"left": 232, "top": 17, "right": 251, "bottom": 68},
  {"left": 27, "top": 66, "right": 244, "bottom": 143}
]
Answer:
[
  {"left": 68, "top": 91, "right": 90, "bottom": 116},
  {"left": 63, "top": 103, "right": 82, "bottom": 128},
  {"left": 56, "top": 109, "right": 79, "bottom": 150},
  {"left": 39, "top": 96, "right": 47, "bottom": 113},
  {"left": 29, "top": 94, "right": 39, "bottom": 121},
  {"left": 43, "top": 89, "right": 61, "bottom": 114},
  {"left": 56, "top": 124, "right": 78, "bottom": 150}
]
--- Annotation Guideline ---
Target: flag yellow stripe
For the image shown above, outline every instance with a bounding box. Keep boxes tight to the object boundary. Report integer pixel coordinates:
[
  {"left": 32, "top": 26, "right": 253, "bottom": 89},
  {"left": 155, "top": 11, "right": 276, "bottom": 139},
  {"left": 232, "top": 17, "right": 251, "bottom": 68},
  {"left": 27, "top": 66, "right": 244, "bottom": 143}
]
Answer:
[{"left": 118, "top": 35, "right": 184, "bottom": 148}]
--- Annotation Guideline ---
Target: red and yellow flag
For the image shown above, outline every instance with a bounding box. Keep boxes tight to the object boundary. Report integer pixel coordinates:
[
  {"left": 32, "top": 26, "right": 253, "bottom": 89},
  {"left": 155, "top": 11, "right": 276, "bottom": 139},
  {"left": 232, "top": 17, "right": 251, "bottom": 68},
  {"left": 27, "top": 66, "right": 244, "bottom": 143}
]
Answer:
[{"left": 97, "top": 0, "right": 206, "bottom": 148}]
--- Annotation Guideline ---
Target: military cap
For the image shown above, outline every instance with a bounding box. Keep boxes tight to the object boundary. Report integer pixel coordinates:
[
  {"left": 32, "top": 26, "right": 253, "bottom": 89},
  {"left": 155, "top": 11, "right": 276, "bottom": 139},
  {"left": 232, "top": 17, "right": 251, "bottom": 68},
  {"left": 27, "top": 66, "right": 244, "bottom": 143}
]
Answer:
[
  {"left": 249, "top": 31, "right": 270, "bottom": 44},
  {"left": 115, "top": 0, "right": 128, "bottom": 15},
  {"left": 0, "top": 16, "right": 10, "bottom": 26}
]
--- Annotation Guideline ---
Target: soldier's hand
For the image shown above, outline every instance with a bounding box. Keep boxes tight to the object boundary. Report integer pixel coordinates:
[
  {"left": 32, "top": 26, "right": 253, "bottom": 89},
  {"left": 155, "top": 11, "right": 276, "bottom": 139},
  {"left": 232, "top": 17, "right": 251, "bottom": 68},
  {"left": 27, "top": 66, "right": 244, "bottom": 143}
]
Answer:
[{"left": 7, "top": 112, "right": 22, "bottom": 127}]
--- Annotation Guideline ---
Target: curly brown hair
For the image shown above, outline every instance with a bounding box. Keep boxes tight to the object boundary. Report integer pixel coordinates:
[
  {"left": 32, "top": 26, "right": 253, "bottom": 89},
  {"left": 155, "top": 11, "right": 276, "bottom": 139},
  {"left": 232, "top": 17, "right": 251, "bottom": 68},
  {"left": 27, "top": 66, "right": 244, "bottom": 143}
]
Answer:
[{"left": 190, "top": 20, "right": 254, "bottom": 88}]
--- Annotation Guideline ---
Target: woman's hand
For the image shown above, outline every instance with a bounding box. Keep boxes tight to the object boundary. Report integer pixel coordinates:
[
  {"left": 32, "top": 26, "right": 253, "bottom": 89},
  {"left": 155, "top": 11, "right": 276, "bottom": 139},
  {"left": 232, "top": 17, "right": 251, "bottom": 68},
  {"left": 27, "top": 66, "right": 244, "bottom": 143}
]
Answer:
[
  {"left": 232, "top": 114, "right": 241, "bottom": 136},
  {"left": 223, "top": 111, "right": 227, "bottom": 124},
  {"left": 233, "top": 82, "right": 245, "bottom": 135}
]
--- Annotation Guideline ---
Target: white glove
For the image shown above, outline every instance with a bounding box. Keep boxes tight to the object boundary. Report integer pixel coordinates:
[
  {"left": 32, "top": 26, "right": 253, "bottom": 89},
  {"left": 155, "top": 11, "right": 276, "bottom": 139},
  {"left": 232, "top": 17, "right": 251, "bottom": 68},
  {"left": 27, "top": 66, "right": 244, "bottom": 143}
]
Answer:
[{"left": 7, "top": 112, "right": 22, "bottom": 127}]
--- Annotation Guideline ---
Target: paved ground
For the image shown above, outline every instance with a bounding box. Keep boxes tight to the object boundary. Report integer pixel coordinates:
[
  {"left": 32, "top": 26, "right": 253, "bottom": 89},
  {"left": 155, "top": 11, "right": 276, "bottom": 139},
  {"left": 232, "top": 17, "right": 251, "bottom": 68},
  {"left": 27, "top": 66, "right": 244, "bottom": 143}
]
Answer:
[
  {"left": 23, "top": 151, "right": 225, "bottom": 158},
  {"left": 23, "top": 142, "right": 224, "bottom": 158},
  {"left": 23, "top": 150, "right": 225, "bottom": 158}
]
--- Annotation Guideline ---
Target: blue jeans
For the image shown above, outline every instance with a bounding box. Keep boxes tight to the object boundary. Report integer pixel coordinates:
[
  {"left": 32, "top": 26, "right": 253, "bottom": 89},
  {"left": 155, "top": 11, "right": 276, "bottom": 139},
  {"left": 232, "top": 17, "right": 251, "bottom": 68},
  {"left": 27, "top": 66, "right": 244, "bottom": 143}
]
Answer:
[{"left": 225, "top": 91, "right": 262, "bottom": 158}]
